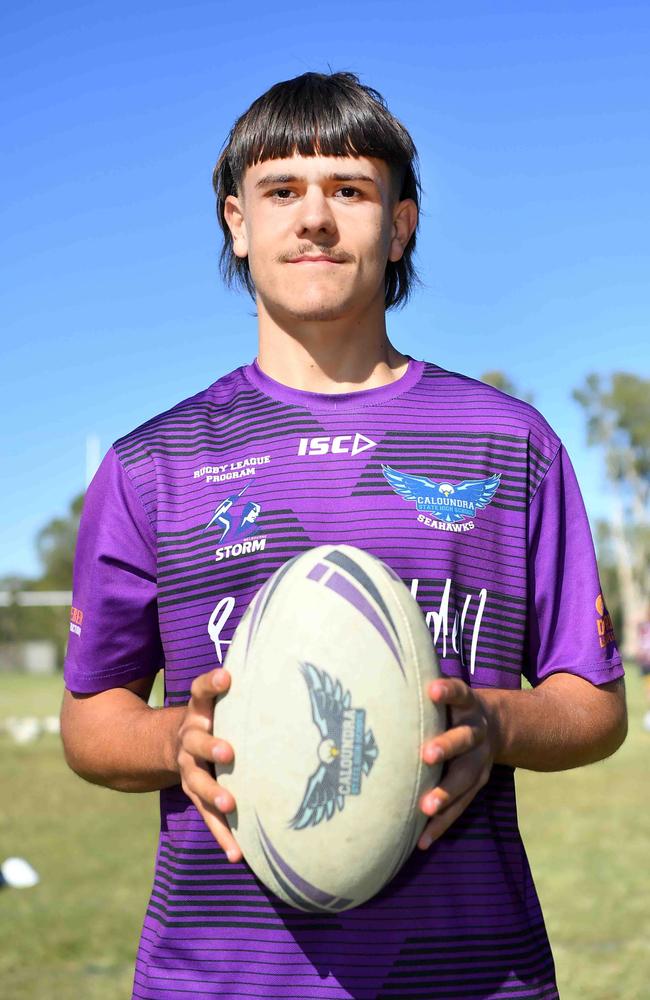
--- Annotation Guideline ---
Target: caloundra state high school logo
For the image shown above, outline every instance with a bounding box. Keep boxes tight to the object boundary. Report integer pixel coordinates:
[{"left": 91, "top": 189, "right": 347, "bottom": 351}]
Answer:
[{"left": 290, "top": 663, "right": 378, "bottom": 830}]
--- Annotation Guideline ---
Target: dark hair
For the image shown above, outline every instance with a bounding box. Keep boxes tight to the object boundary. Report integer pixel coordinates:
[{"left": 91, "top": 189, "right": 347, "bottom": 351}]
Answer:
[{"left": 212, "top": 71, "right": 421, "bottom": 309}]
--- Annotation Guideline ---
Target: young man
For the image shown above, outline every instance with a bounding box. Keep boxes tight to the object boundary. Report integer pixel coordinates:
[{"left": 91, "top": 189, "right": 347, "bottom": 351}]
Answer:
[{"left": 61, "top": 72, "right": 626, "bottom": 999}]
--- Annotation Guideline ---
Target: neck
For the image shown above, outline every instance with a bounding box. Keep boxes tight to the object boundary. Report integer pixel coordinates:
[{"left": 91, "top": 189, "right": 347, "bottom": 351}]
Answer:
[{"left": 255, "top": 294, "right": 409, "bottom": 394}]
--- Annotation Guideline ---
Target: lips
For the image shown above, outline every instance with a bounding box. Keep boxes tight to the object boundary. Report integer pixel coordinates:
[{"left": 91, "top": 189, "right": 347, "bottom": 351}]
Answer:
[{"left": 289, "top": 255, "right": 342, "bottom": 263}]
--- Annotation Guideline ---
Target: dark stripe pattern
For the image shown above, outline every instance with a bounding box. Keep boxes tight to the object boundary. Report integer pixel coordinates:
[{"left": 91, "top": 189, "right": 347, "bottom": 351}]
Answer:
[{"left": 112, "top": 363, "right": 560, "bottom": 998}]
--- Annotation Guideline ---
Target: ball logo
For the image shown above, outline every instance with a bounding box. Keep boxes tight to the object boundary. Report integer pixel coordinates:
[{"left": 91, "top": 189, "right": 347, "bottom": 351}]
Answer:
[{"left": 290, "top": 662, "right": 378, "bottom": 830}]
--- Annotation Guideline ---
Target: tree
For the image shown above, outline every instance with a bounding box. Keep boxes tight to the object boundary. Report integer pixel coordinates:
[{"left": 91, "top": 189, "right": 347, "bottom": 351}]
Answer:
[
  {"left": 480, "top": 371, "right": 534, "bottom": 403},
  {"left": 573, "top": 373, "right": 650, "bottom": 656},
  {"left": 593, "top": 521, "right": 624, "bottom": 643},
  {"left": 35, "top": 492, "right": 84, "bottom": 588},
  {"left": 0, "top": 493, "right": 85, "bottom": 667}
]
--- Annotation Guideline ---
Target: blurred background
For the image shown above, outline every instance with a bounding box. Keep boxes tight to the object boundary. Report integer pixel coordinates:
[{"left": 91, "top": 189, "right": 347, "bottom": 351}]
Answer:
[{"left": 1, "top": 1, "right": 648, "bottom": 997}]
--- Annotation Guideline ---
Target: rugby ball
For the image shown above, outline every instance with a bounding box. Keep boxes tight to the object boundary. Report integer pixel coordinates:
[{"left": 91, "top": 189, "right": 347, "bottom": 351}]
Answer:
[{"left": 214, "top": 544, "right": 443, "bottom": 912}]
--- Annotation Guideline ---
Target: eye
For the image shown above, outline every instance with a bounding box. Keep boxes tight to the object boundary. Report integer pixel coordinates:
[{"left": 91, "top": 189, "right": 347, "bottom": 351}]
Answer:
[
  {"left": 270, "top": 188, "right": 295, "bottom": 200},
  {"left": 336, "top": 187, "right": 361, "bottom": 199}
]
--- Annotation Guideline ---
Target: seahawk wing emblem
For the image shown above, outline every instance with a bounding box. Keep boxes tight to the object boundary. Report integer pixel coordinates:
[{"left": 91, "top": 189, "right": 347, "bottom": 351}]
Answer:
[
  {"left": 382, "top": 465, "right": 501, "bottom": 522},
  {"left": 290, "top": 663, "right": 378, "bottom": 831},
  {"left": 381, "top": 464, "right": 439, "bottom": 503},
  {"left": 454, "top": 474, "right": 501, "bottom": 511}
]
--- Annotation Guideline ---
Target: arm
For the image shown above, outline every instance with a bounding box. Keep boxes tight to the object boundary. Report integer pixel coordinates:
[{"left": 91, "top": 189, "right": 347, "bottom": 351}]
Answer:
[
  {"left": 417, "top": 673, "right": 627, "bottom": 849},
  {"left": 60, "top": 676, "right": 183, "bottom": 792},
  {"left": 60, "top": 450, "right": 240, "bottom": 862},
  {"left": 481, "top": 673, "right": 627, "bottom": 770},
  {"left": 60, "top": 668, "right": 242, "bottom": 862}
]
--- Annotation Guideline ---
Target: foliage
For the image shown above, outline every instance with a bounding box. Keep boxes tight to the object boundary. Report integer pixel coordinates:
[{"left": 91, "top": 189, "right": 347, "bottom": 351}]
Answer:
[
  {"left": 573, "top": 373, "right": 650, "bottom": 654},
  {"left": 594, "top": 520, "right": 624, "bottom": 641},
  {"left": 0, "top": 493, "right": 84, "bottom": 666},
  {"left": 480, "top": 370, "right": 534, "bottom": 403},
  {"left": 35, "top": 493, "right": 84, "bottom": 589}
]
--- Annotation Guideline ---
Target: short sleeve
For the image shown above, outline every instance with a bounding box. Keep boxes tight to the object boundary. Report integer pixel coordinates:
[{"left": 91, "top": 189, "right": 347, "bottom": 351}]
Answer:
[
  {"left": 524, "top": 445, "right": 624, "bottom": 687},
  {"left": 64, "top": 447, "right": 163, "bottom": 693}
]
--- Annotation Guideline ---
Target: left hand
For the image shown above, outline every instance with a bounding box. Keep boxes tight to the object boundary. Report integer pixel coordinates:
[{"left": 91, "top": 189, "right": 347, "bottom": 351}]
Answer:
[{"left": 418, "top": 678, "right": 498, "bottom": 850}]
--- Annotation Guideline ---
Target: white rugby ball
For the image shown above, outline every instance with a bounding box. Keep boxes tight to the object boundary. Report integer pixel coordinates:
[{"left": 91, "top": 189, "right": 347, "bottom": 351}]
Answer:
[{"left": 214, "top": 544, "right": 443, "bottom": 912}]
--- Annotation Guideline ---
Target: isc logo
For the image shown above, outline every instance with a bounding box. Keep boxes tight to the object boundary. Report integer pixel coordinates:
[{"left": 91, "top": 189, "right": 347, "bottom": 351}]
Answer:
[{"left": 297, "top": 433, "right": 377, "bottom": 457}]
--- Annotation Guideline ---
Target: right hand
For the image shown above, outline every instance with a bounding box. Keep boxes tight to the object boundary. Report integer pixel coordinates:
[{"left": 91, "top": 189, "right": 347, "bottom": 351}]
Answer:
[{"left": 176, "top": 668, "right": 242, "bottom": 863}]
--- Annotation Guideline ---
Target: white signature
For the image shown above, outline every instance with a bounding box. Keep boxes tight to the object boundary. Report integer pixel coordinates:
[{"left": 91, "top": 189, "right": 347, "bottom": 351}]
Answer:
[{"left": 208, "top": 578, "right": 488, "bottom": 675}]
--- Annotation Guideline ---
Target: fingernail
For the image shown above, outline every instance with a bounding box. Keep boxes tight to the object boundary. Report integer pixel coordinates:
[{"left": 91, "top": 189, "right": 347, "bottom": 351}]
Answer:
[
  {"left": 226, "top": 848, "right": 239, "bottom": 863},
  {"left": 419, "top": 833, "right": 432, "bottom": 850},
  {"left": 428, "top": 747, "right": 443, "bottom": 764},
  {"left": 215, "top": 795, "right": 227, "bottom": 811},
  {"left": 426, "top": 795, "right": 442, "bottom": 816}
]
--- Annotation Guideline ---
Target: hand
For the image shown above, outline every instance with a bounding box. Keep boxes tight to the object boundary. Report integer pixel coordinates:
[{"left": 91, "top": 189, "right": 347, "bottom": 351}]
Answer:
[
  {"left": 176, "top": 668, "right": 242, "bottom": 863},
  {"left": 417, "top": 678, "right": 497, "bottom": 850}
]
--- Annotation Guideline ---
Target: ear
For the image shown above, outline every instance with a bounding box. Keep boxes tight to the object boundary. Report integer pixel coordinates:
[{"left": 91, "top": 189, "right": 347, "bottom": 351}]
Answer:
[
  {"left": 388, "top": 199, "right": 418, "bottom": 263},
  {"left": 224, "top": 194, "right": 248, "bottom": 258}
]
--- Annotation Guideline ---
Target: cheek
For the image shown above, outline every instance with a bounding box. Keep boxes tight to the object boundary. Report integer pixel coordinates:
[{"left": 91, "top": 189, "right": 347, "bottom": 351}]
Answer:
[
  {"left": 356, "top": 207, "right": 392, "bottom": 252},
  {"left": 245, "top": 229, "right": 276, "bottom": 284},
  {"left": 356, "top": 219, "right": 393, "bottom": 276},
  {"left": 243, "top": 208, "right": 275, "bottom": 253}
]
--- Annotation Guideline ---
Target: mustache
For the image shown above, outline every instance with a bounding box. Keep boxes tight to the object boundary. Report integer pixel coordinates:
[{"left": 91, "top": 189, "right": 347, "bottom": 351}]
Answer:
[{"left": 276, "top": 245, "right": 356, "bottom": 264}]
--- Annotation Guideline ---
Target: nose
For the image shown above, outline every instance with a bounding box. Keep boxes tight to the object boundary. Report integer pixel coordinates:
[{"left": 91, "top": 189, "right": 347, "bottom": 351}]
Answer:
[{"left": 295, "top": 184, "right": 337, "bottom": 239}]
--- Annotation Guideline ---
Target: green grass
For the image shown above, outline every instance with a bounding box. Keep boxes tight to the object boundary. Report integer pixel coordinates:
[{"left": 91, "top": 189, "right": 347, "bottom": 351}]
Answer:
[
  {"left": 1, "top": 671, "right": 648, "bottom": 999},
  {"left": 1, "top": 671, "right": 67, "bottom": 717},
  {"left": 0, "top": 673, "right": 161, "bottom": 999},
  {"left": 517, "top": 669, "right": 650, "bottom": 999}
]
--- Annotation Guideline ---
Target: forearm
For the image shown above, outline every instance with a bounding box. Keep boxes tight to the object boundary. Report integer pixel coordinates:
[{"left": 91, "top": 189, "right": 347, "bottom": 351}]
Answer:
[
  {"left": 61, "top": 686, "right": 185, "bottom": 792},
  {"left": 478, "top": 673, "right": 627, "bottom": 771}
]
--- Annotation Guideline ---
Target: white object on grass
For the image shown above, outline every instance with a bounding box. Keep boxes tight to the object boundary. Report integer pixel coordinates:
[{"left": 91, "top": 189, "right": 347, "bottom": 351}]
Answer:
[
  {"left": 43, "top": 715, "right": 61, "bottom": 735},
  {"left": 1, "top": 857, "right": 40, "bottom": 889},
  {"left": 5, "top": 717, "right": 42, "bottom": 744}
]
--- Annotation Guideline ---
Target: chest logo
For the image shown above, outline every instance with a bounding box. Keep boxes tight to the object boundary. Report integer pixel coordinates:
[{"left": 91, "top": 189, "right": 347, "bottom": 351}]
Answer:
[
  {"left": 298, "top": 433, "right": 377, "bottom": 457},
  {"left": 382, "top": 465, "right": 500, "bottom": 532},
  {"left": 204, "top": 484, "right": 267, "bottom": 561}
]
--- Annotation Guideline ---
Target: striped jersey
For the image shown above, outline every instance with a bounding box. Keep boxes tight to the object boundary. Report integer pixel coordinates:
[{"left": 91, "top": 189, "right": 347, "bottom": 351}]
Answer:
[{"left": 65, "top": 358, "right": 623, "bottom": 999}]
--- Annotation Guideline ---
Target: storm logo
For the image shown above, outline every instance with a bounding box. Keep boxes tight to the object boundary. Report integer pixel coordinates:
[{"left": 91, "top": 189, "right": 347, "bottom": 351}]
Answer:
[{"left": 204, "top": 484, "right": 267, "bottom": 561}]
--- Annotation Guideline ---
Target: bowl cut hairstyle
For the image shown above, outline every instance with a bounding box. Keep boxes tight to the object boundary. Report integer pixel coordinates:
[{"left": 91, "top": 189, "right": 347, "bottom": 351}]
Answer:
[{"left": 213, "top": 71, "right": 421, "bottom": 309}]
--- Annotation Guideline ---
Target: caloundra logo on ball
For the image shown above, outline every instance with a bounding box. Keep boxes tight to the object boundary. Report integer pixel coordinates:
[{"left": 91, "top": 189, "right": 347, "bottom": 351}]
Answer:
[{"left": 290, "top": 663, "right": 378, "bottom": 830}]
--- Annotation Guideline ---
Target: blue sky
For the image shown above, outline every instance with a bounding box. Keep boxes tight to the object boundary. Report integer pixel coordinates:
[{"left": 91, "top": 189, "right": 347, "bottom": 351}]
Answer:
[{"left": 2, "top": 1, "right": 649, "bottom": 578}]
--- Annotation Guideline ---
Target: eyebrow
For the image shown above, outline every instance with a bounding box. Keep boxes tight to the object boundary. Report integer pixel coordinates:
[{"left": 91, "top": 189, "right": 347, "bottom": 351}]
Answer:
[{"left": 254, "top": 172, "right": 378, "bottom": 189}]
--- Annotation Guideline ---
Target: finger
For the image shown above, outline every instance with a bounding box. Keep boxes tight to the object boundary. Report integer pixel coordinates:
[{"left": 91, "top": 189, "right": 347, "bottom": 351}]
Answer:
[
  {"left": 189, "top": 668, "right": 231, "bottom": 710},
  {"left": 192, "top": 797, "right": 242, "bottom": 863},
  {"left": 181, "top": 755, "right": 236, "bottom": 814},
  {"left": 422, "top": 717, "right": 486, "bottom": 765},
  {"left": 427, "top": 678, "right": 474, "bottom": 709},
  {"left": 420, "top": 744, "right": 491, "bottom": 817},
  {"left": 417, "top": 780, "right": 483, "bottom": 850},
  {"left": 181, "top": 729, "right": 234, "bottom": 765}
]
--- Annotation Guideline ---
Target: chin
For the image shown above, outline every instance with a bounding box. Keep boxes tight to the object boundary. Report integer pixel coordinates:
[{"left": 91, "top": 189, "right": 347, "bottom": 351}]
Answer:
[
  {"left": 270, "top": 290, "right": 358, "bottom": 324},
  {"left": 289, "top": 303, "right": 352, "bottom": 322}
]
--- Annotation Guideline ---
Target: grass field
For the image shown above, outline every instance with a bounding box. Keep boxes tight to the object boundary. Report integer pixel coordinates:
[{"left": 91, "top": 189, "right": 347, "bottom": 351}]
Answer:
[{"left": 1, "top": 671, "right": 648, "bottom": 999}]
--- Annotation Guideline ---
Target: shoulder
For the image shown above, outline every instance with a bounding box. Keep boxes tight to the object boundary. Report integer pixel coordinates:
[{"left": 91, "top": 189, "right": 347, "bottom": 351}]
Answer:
[
  {"left": 413, "top": 363, "right": 563, "bottom": 501},
  {"left": 418, "top": 362, "right": 561, "bottom": 453},
  {"left": 112, "top": 366, "right": 250, "bottom": 461},
  {"left": 104, "top": 367, "right": 252, "bottom": 531}
]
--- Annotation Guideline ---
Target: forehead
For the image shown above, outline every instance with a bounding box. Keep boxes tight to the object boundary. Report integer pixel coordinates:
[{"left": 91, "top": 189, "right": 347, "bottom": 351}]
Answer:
[{"left": 241, "top": 153, "right": 391, "bottom": 191}]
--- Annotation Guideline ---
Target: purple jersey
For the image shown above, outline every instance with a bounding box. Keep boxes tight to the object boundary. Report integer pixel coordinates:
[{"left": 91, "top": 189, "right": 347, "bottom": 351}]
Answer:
[{"left": 64, "top": 359, "right": 623, "bottom": 1000}]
